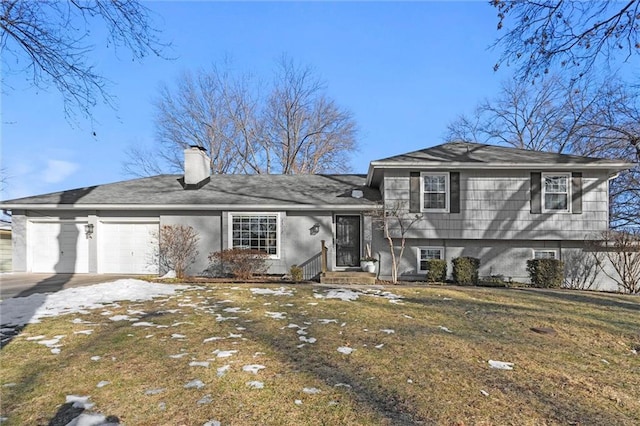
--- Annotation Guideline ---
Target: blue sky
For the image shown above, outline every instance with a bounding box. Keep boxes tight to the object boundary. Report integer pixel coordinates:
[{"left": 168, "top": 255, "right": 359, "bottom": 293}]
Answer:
[{"left": 2, "top": 1, "right": 508, "bottom": 200}]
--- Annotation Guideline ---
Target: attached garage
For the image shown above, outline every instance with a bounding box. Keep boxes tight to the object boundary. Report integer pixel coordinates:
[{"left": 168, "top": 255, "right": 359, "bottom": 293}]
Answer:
[
  {"left": 98, "top": 221, "right": 159, "bottom": 274},
  {"left": 29, "top": 221, "right": 89, "bottom": 273}
]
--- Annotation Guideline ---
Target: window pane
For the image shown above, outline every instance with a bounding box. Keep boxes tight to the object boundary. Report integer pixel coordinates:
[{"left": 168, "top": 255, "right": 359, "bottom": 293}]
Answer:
[
  {"left": 231, "top": 215, "right": 278, "bottom": 255},
  {"left": 534, "top": 251, "right": 556, "bottom": 259},
  {"left": 424, "top": 193, "right": 446, "bottom": 209},
  {"left": 545, "top": 194, "right": 567, "bottom": 210}
]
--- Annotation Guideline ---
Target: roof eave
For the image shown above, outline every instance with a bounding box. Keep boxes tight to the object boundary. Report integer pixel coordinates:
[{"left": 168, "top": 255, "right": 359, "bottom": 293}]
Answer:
[
  {"left": 0, "top": 203, "right": 383, "bottom": 211},
  {"left": 368, "top": 161, "right": 635, "bottom": 170}
]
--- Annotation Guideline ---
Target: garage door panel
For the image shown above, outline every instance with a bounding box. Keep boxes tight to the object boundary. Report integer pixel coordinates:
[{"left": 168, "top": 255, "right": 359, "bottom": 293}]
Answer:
[
  {"left": 30, "top": 222, "right": 89, "bottom": 273},
  {"left": 99, "top": 222, "right": 159, "bottom": 274}
]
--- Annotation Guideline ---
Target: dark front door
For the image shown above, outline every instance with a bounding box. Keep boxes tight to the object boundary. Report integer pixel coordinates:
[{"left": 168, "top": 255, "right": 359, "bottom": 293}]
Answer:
[{"left": 335, "top": 215, "right": 360, "bottom": 267}]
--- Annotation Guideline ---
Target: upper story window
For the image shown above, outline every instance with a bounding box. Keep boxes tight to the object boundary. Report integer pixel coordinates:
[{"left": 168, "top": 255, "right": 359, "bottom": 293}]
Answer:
[
  {"left": 421, "top": 172, "right": 449, "bottom": 212},
  {"left": 542, "top": 173, "right": 570, "bottom": 212},
  {"left": 229, "top": 213, "right": 279, "bottom": 258}
]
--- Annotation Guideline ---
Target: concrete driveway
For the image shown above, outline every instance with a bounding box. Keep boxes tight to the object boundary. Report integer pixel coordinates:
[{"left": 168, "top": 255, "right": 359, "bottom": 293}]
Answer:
[{"left": 0, "top": 273, "right": 145, "bottom": 299}]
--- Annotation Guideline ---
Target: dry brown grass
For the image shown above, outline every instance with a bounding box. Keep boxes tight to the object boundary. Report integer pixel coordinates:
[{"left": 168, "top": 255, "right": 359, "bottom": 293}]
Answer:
[{"left": 1, "top": 284, "right": 639, "bottom": 425}]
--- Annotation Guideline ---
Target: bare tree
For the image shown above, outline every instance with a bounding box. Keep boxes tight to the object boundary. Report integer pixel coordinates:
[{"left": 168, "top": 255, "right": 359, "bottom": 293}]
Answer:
[
  {"left": 264, "top": 57, "right": 357, "bottom": 174},
  {"left": 156, "top": 225, "right": 199, "bottom": 279},
  {"left": 373, "top": 201, "right": 421, "bottom": 284},
  {"left": 0, "top": 0, "right": 166, "bottom": 119},
  {"left": 563, "top": 246, "right": 604, "bottom": 291},
  {"left": 593, "top": 229, "right": 640, "bottom": 294},
  {"left": 492, "top": 0, "right": 640, "bottom": 81},
  {"left": 124, "top": 56, "right": 358, "bottom": 176},
  {"left": 446, "top": 75, "right": 640, "bottom": 228}
]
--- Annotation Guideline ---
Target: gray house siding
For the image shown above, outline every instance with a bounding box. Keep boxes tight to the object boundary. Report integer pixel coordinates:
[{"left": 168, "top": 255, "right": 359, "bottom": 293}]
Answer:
[{"left": 382, "top": 169, "right": 610, "bottom": 240}]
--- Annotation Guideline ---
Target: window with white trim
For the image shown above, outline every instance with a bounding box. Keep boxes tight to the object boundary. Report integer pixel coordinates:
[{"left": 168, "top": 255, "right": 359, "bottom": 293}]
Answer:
[
  {"left": 533, "top": 249, "right": 557, "bottom": 260},
  {"left": 542, "top": 173, "right": 570, "bottom": 212},
  {"left": 417, "top": 247, "right": 444, "bottom": 273},
  {"left": 421, "top": 172, "right": 449, "bottom": 212},
  {"left": 229, "top": 213, "right": 279, "bottom": 257}
]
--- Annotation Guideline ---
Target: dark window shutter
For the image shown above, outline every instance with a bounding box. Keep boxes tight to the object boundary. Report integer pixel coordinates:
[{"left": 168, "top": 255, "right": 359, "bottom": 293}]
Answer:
[
  {"left": 409, "top": 172, "right": 421, "bottom": 213},
  {"left": 531, "top": 172, "right": 542, "bottom": 214},
  {"left": 450, "top": 172, "right": 460, "bottom": 213},
  {"left": 572, "top": 172, "right": 582, "bottom": 214}
]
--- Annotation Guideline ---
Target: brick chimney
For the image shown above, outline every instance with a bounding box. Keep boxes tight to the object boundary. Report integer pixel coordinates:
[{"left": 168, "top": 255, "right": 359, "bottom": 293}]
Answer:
[{"left": 183, "top": 146, "right": 211, "bottom": 189}]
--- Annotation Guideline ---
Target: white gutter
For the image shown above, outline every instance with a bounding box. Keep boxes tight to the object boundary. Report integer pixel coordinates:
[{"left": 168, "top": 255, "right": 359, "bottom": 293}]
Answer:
[{"left": 0, "top": 203, "right": 383, "bottom": 211}]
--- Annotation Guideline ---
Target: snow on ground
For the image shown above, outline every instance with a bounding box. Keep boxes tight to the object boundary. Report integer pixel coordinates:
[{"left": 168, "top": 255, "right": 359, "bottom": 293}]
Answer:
[{"left": 0, "top": 279, "right": 190, "bottom": 327}]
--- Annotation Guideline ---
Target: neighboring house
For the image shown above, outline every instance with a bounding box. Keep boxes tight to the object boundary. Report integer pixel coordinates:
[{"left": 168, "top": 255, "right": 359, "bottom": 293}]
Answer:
[
  {"left": 0, "top": 143, "right": 633, "bottom": 290},
  {"left": 0, "top": 219, "right": 11, "bottom": 272}
]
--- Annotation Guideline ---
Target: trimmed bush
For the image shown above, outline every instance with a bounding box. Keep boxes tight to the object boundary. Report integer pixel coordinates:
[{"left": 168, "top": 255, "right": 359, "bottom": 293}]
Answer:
[
  {"left": 526, "top": 258, "right": 564, "bottom": 288},
  {"left": 290, "top": 265, "right": 304, "bottom": 282},
  {"left": 424, "top": 259, "right": 447, "bottom": 283},
  {"left": 452, "top": 257, "right": 480, "bottom": 285},
  {"left": 208, "top": 249, "right": 269, "bottom": 279}
]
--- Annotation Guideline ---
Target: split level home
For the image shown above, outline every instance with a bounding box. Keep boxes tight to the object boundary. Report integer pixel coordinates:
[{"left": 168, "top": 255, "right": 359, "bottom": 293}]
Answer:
[{"left": 0, "top": 142, "right": 633, "bottom": 290}]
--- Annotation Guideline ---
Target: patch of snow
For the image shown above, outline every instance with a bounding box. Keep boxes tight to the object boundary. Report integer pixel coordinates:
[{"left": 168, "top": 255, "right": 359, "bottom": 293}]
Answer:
[
  {"left": 171, "top": 334, "right": 186, "bottom": 339},
  {"left": 144, "top": 388, "right": 165, "bottom": 395},
  {"left": 71, "top": 318, "right": 92, "bottom": 324},
  {"left": 203, "top": 421, "right": 221, "bottom": 426},
  {"left": 203, "top": 336, "right": 224, "bottom": 343},
  {"left": 488, "top": 360, "right": 514, "bottom": 370},
  {"left": 316, "top": 289, "right": 361, "bottom": 301},
  {"left": 160, "top": 270, "right": 176, "bottom": 279},
  {"left": 197, "top": 394, "right": 213, "bottom": 405},
  {"left": 334, "top": 383, "right": 352, "bottom": 389},
  {"left": 190, "top": 361, "right": 210, "bottom": 368},
  {"left": 184, "top": 379, "right": 205, "bottom": 389},
  {"left": 74, "top": 330, "right": 93, "bottom": 335},
  {"left": 213, "top": 350, "right": 238, "bottom": 358},
  {"left": 66, "top": 395, "right": 94, "bottom": 410},
  {"left": 299, "top": 336, "right": 316, "bottom": 343},
  {"left": 265, "top": 311, "right": 287, "bottom": 320},
  {"left": 0, "top": 279, "right": 189, "bottom": 328},
  {"left": 380, "top": 329, "right": 395, "bottom": 334},
  {"left": 109, "top": 315, "right": 130, "bottom": 322},
  {"left": 228, "top": 333, "right": 242, "bottom": 338},
  {"left": 38, "top": 336, "right": 64, "bottom": 348},
  {"left": 90, "top": 356, "right": 101, "bottom": 361},
  {"left": 246, "top": 381, "right": 264, "bottom": 389},
  {"left": 216, "top": 365, "right": 231, "bottom": 377},
  {"left": 480, "top": 390, "right": 489, "bottom": 396},
  {"left": 26, "top": 335, "right": 45, "bottom": 341},
  {"left": 318, "top": 319, "right": 338, "bottom": 324},
  {"left": 375, "top": 344, "right": 384, "bottom": 349},
  {"left": 303, "top": 387, "right": 321, "bottom": 394},
  {"left": 242, "top": 364, "right": 266, "bottom": 374},
  {"left": 169, "top": 353, "right": 189, "bottom": 359},
  {"left": 250, "top": 287, "right": 293, "bottom": 296},
  {"left": 51, "top": 348, "right": 61, "bottom": 355},
  {"left": 438, "top": 326, "right": 453, "bottom": 333},
  {"left": 295, "top": 399, "right": 303, "bottom": 405},
  {"left": 337, "top": 346, "right": 355, "bottom": 355},
  {"left": 96, "top": 381, "right": 110, "bottom": 388},
  {"left": 132, "top": 322, "right": 155, "bottom": 327},
  {"left": 403, "top": 314, "right": 413, "bottom": 319}
]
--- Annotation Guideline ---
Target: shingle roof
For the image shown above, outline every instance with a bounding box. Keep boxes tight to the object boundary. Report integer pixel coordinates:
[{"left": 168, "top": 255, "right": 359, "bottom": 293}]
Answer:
[
  {"left": 373, "top": 141, "right": 631, "bottom": 165},
  {"left": 367, "top": 142, "right": 634, "bottom": 186},
  {"left": 1, "top": 174, "right": 381, "bottom": 210}
]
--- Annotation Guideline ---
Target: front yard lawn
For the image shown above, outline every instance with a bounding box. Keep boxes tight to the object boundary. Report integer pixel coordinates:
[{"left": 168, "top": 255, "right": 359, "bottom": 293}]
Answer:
[{"left": 1, "top": 282, "right": 639, "bottom": 425}]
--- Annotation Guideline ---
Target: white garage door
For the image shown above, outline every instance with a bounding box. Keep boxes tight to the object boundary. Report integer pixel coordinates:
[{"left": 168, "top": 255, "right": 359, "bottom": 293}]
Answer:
[
  {"left": 30, "top": 222, "right": 89, "bottom": 273},
  {"left": 99, "top": 222, "right": 159, "bottom": 274}
]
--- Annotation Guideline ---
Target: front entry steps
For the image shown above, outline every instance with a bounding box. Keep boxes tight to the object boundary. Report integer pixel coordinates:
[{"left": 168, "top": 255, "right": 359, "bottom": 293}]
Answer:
[{"left": 320, "top": 271, "right": 376, "bottom": 285}]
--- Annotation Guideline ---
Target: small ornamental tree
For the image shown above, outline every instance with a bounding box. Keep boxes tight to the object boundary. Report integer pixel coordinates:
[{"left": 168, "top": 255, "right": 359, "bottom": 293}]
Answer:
[
  {"left": 157, "top": 225, "right": 200, "bottom": 279},
  {"left": 373, "top": 201, "right": 422, "bottom": 284}
]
